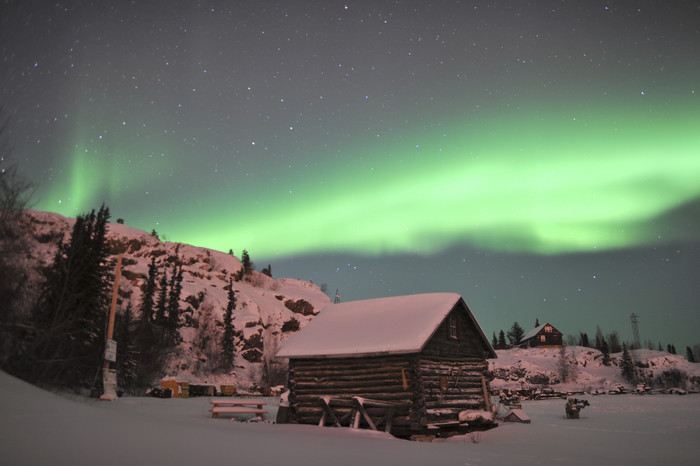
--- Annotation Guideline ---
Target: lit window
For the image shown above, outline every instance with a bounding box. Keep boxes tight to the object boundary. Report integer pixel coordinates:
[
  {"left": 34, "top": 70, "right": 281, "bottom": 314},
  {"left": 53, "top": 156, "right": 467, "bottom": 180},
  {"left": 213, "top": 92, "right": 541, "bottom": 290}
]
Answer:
[
  {"left": 540, "top": 335, "right": 546, "bottom": 342},
  {"left": 545, "top": 325, "right": 552, "bottom": 333}
]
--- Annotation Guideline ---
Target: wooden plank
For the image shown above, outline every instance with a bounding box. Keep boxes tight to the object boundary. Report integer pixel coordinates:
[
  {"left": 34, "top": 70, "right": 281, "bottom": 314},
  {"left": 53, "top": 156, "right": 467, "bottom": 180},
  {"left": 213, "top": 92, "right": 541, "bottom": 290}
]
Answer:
[
  {"left": 318, "top": 397, "right": 341, "bottom": 427},
  {"left": 210, "top": 407, "right": 267, "bottom": 419},
  {"left": 352, "top": 397, "right": 378, "bottom": 431}
]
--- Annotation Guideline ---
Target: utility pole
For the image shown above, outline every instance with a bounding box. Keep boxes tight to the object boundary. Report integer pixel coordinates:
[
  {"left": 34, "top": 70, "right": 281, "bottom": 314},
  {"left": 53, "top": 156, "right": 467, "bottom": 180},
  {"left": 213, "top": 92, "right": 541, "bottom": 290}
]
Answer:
[{"left": 100, "top": 253, "right": 122, "bottom": 401}]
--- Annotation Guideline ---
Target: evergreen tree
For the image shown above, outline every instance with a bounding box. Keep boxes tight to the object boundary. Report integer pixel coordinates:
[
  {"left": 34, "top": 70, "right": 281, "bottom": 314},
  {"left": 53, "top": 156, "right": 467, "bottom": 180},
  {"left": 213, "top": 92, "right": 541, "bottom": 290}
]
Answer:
[
  {"left": 221, "top": 280, "right": 237, "bottom": 370},
  {"left": 140, "top": 257, "right": 158, "bottom": 322},
  {"left": 507, "top": 322, "right": 525, "bottom": 346},
  {"left": 686, "top": 346, "right": 696, "bottom": 363},
  {"left": 0, "top": 161, "right": 34, "bottom": 375},
  {"left": 534, "top": 318, "right": 540, "bottom": 328},
  {"left": 154, "top": 269, "right": 168, "bottom": 325},
  {"left": 166, "top": 265, "right": 183, "bottom": 337},
  {"left": 594, "top": 326, "right": 605, "bottom": 351},
  {"left": 579, "top": 332, "right": 590, "bottom": 347},
  {"left": 134, "top": 256, "right": 159, "bottom": 388},
  {"left": 620, "top": 343, "right": 635, "bottom": 382},
  {"left": 497, "top": 330, "right": 507, "bottom": 349},
  {"left": 607, "top": 331, "right": 621, "bottom": 353},
  {"left": 601, "top": 338, "right": 611, "bottom": 366},
  {"left": 671, "top": 344, "right": 677, "bottom": 355},
  {"left": 491, "top": 332, "right": 498, "bottom": 349},
  {"left": 261, "top": 264, "right": 272, "bottom": 277},
  {"left": 115, "top": 302, "right": 138, "bottom": 392},
  {"left": 30, "top": 205, "right": 112, "bottom": 388},
  {"left": 241, "top": 249, "right": 253, "bottom": 275}
]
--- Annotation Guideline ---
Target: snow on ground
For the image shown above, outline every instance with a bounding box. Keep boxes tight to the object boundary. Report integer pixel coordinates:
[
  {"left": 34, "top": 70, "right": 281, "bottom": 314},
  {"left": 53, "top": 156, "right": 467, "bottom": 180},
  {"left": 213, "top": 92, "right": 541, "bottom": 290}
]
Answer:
[
  {"left": 490, "top": 347, "right": 700, "bottom": 393},
  {"left": 2, "top": 370, "right": 699, "bottom": 465}
]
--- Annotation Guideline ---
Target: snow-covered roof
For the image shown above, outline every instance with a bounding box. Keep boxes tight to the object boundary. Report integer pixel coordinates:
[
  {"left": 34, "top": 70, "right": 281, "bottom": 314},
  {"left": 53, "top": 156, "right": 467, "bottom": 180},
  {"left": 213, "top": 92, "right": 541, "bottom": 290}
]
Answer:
[
  {"left": 504, "top": 409, "right": 531, "bottom": 422},
  {"left": 521, "top": 322, "right": 560, "bottom": 342},
  {"left": 522, "top": 324, "right": 546, "bottom": 342},
  {"left": 276, "top": 292, "right": 495, "bottom": 359}
]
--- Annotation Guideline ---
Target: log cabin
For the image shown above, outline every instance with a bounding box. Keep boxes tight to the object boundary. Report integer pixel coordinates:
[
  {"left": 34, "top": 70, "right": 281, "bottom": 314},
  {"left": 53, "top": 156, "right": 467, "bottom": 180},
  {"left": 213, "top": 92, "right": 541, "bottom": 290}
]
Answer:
[
  {"left": 519, "top": 322, "right": 563, "bottom": 348},
  {"left": 275, "top": 292, "right": 497, "bottom": 438}
]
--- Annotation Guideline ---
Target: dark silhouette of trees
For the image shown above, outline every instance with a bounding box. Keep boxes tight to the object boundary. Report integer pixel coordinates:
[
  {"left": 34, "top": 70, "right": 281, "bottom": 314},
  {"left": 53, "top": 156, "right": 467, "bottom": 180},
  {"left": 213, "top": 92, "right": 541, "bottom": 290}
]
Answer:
[
  {"left": 221, "top": 279, "right": 237, "bottom": 371},
  {"left": 579, "top": 332, "right": 590, "bottom": 347},
  {"left": 155, "top": 269, "right": 168, "bottom": 325},
  {"left": 115, "top": 302, "right": 138, "bottom": 391},
  {"left": 498, "top": 330, "right": 507, "bottom": 349},
  {"left": 686, "top": 346, "right": 696, "bottom": 363},
  {"left": 620, "top": 343, "right": 635, "bottom": 382},
  {"left": 166, "top": 265, "right": 183, "bottom": 338},
  {"left": 241, "top": 249, "right": 254, "bottom": 275},
  {"left": 507, "top": 322, "right": 525, "bottom": 346},
  {"left": 29, "top": 205, "right": 112, "bottom": 389}
]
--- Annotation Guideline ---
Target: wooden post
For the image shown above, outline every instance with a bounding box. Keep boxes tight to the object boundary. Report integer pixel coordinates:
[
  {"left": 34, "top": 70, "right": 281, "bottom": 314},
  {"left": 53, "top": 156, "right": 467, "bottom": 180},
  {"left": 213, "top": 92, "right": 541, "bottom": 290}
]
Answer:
[
  {"left": 481, "top": 375, "right": 492, "bottom": 412},
  {"left": 106, "top": 253, "right": 122, "bottom": 342}
]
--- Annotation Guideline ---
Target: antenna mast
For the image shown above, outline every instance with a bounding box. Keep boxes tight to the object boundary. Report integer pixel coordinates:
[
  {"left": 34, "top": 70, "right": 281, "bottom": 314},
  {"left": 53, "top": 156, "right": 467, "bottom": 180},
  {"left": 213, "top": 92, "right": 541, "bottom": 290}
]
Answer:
[{"left": 630, "top": 313, "right": 640, "bottom": 349}]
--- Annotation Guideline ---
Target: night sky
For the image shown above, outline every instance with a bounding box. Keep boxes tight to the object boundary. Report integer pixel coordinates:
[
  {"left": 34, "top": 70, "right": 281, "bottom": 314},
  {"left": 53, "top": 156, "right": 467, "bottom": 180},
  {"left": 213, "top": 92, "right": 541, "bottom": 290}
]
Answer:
[{"left": 2, "top": 1, "right": 699, "bottom": 349}]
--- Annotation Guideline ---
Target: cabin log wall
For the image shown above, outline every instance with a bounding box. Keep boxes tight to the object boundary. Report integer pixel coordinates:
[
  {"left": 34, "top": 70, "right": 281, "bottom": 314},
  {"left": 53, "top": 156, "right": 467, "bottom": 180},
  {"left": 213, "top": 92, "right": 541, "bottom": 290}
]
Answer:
[{"left": 288, "top": 354, "right": 418, "bottom": 436}]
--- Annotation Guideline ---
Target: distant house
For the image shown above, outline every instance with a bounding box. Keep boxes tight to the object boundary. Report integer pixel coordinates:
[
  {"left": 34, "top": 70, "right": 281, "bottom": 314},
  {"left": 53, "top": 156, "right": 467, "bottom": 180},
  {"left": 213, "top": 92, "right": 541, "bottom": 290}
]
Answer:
[
  {"left": 520, "top": 323, "right": 563, "bottom": 348},
  {"left": 276, "top": 293, "right": 497, "bottom": 438}
]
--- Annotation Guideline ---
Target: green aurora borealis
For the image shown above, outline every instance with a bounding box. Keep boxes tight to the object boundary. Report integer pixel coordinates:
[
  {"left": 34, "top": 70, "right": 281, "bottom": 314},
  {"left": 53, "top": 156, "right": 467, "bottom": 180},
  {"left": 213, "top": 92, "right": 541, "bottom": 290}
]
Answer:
[
  {"left": 39, "top": 97, "right": 700, "bottom": 258},
  {"left": 4, "top": 1, "right": 700, "bottom": 347}
]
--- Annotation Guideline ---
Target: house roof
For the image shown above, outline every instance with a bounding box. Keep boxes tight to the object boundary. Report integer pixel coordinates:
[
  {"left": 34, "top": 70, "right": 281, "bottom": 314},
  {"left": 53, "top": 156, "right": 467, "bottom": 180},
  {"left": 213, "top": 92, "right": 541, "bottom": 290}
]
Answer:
[
  {"left": 522, "top": 324, "right": 546, "bottom": 342},
  {"left": 522, "top": 322, "right": 560, "bottom": 341},
  {"left": 276, "top": 292, "right": 496, "bottom": 359},
  {"left": 504, "top": 409, "right": 531, "bottom": 422}
]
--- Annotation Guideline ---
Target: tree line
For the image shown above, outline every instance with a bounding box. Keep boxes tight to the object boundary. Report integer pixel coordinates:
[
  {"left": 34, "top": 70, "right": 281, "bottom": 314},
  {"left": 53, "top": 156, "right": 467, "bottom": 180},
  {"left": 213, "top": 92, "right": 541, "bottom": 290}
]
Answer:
[{"left": 490, "top": 319, "right": 697, "bottom": 364}]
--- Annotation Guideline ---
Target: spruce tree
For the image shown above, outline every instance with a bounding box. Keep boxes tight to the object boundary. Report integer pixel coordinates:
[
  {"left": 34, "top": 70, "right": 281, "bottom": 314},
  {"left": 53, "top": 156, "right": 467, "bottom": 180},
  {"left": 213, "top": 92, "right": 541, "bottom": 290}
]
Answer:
[
  {"left": 241, "top": 249, "right": 253, "bottom": 275},
  {"left": 30, "top": 205, "right": 112, "bottom": 388},
  {"left": 491, "top": 332, "right": 498, "bottom": 349},
  {"left": 498, "top": 330, "right": 507, "bottom": 349},
  {"left": 601, "top": 338, "right": 611, "bottom": 366},
  {"left": 140, "top": 257, "right": 158, "bottom": 322},
  {"left": 154, "top": 269, "right": 168, "bottom": 325},
  {"left": 166, "top": 265, "right": 183, "bottom": 337},
  {"left": 620, "top": 343, "right": 635, "bottom": 382},
  {"left": 115, "top": 302, "right": 138, "bottom": 392},
  {"left": 579, "top": 332, "right": 590, "bottom": 348},
  {"left": 221, "top": 280, "right": 237, "bottom": 370},
  {"left": 507, "top": 322, "right": 525, "bottom": 346},
  {"left": 686, "top": 346, "right": 696, "bottom": 363},
  {"left": 135, "top": 256, "right": 159, "bottom": 388}
]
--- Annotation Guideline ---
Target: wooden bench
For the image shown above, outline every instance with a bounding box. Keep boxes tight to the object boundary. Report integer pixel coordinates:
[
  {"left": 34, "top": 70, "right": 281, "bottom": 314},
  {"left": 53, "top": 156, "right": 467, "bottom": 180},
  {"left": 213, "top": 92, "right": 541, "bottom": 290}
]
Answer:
[
  {"left": 210, "top": 406, "right": 267, "bottom": 419},
  {"left": 209, "top": 398, "right": 267, "bottom": 419}
]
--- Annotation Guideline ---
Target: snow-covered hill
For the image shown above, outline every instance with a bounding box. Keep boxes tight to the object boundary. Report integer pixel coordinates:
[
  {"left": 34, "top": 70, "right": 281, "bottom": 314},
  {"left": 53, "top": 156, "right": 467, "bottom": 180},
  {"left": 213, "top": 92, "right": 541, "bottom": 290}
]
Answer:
[
  {"left": 489, "top": 346, "right": 700, "bottom": 393},
  {"left": 21, "top": 210, "right": 332, "bottom": 389}
]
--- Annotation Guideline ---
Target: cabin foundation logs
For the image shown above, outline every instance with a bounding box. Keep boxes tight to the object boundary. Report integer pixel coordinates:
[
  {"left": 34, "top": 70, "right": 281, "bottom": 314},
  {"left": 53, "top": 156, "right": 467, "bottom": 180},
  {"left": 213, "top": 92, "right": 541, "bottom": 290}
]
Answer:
[{"left": 287, "top": 354, "right": 490, "bottom": 435}]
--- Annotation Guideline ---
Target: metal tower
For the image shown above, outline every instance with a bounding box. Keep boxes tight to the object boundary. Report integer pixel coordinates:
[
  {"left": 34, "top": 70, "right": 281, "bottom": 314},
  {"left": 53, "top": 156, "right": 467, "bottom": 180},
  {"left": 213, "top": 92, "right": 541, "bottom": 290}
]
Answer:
[
  {"left": 334, "top": 289, "right": 340, "bottom": 304},
  {"left": 630, "top": 313, "right": 640, "bottom": 349}
]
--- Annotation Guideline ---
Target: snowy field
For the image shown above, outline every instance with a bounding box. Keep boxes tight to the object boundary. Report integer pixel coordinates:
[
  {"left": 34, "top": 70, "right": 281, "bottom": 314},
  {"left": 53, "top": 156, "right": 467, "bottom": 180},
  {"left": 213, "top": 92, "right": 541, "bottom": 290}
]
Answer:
[{"left": 2, "top": 371, "right": 699, "bottom": 466}]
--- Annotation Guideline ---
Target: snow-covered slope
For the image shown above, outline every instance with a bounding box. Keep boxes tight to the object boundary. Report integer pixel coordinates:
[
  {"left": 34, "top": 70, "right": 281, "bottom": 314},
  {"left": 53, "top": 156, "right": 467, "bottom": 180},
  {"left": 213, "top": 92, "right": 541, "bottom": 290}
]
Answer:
[
  {"left": 21, "top": 210, "right": 332, "bottom": 388},
  {"left": 489, "top": 346, "right": 700, "bottom": 392}
]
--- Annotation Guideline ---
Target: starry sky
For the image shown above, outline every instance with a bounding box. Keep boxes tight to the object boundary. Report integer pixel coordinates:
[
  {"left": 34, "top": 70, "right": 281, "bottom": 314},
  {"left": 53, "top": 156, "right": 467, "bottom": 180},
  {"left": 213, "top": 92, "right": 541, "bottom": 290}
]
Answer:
[{"left": 2, "top": 1, "right": 699, "bottom": 349}]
